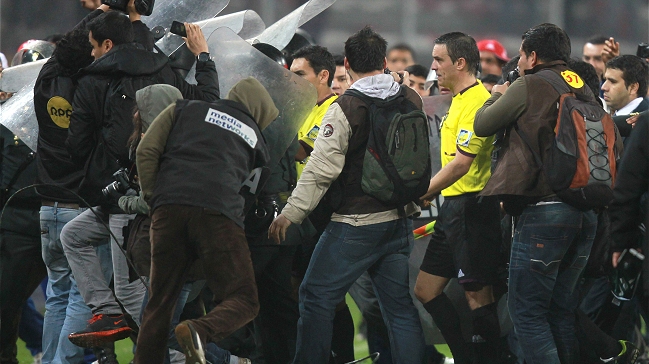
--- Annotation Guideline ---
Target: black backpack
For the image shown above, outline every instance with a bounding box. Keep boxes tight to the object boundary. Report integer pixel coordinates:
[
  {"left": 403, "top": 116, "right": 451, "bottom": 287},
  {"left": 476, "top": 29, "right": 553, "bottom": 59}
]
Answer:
[
  {"left": 346, "top": 87, "right": 431, "bottom": 207},
  {"left": 516, "top": 70, "right": 618, "bottom": 211}
]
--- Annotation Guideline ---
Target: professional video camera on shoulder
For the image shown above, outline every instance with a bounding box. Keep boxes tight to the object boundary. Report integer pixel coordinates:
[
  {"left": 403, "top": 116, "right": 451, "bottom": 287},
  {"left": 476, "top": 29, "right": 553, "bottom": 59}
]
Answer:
[{"left": 101, "top": 0, "right": 155, "bottom": 16}]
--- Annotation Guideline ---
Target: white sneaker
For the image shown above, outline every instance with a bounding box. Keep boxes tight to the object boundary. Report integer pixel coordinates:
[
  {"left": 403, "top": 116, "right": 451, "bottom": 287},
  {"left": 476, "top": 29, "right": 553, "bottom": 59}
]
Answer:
[{"left": 31, "top": 353, "right": 43, "bottom": 364}]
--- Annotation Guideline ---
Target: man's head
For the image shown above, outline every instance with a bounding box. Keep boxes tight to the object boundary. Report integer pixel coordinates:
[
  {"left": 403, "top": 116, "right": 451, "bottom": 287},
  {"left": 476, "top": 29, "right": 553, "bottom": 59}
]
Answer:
[
  {"left": 477, "top": 39, "right": 509, "bottom": 76},
  {"left": 130, "top": 84, "right": 183, "bottom": 146},
  {"left": 80, "top": 0, "right": 101, "bottom": 10},
  {"left": 344, "top": 26, "right": 388, "bottom": 76},
  {"left": 405, "top": 64, "right": 429, "bottom": 97},
  {"left": 387, "top": 43, "right": 415, "bottom": 71},
  {"left": 602, "top": 55, "right": 649, "bottom": 112},
  {"left": 86, "top": 11, "right": 134, "bottom": 60},
  {"left": 332, "top": 54, "right": 349, "bottom": 96},
  {"left": 227, "top": 77, "right": 279, "bottom": 131},
  {"left": 518, "top": 23, "right": 570, "bottom": 73},
  {"left": 567, "top": 58, "right": 600, "bottom": 101},
  {"left": 431, "top": 32, "right": 480, "bottom": 92},
  {"left": 53, "top": 28, "right": 94, "bottom": 75},
  {"left": 582, "top": 35, "right": 608, "bottom": 80},
  {"left": 290, "top": 45, "right": 335, "bottom": 100}
]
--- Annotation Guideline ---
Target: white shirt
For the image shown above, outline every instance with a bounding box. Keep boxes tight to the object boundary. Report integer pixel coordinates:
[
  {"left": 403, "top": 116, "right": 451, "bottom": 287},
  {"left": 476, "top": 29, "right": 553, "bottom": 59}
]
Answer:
[{"left": 614, "top": 97, "right": 644, "bottom": 116}]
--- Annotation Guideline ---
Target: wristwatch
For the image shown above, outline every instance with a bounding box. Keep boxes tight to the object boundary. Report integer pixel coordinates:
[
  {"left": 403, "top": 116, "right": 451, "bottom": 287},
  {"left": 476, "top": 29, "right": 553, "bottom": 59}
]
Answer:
[{"left": 196, "top": 52, "right": 210, "bottom": 62}]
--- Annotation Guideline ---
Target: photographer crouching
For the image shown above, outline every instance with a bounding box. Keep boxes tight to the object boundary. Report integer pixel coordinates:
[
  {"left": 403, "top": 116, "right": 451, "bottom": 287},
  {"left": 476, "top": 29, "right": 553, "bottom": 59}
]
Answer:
[{"left": 133, "top": 78, "right": 278, "bottom": 364}]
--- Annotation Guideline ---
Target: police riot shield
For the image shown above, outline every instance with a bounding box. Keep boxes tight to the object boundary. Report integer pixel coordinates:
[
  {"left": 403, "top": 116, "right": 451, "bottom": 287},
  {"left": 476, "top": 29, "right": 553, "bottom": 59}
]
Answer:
[
  {"left": 0, "top": 79, "right": 38, "bottom": 151},
  {"left": 0, "top": 0, "right": 232, "bottom": 152},
  {"left": 251, "top": 0, "right": 336, "bottom": 50},
  {"left": 0, "top": 59, "right": 47, "bottom": 93},
  {"left": 157, "top": 10, "right": 265, "bottom": 56},
  {"left": 207, "top": 27, "right": 316, "bottom": 166}
]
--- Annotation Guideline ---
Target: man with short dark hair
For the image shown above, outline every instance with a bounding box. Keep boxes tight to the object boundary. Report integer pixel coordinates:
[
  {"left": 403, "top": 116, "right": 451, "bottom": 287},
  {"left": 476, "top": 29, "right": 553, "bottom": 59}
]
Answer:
[
  {"left": 387, "top": 43, "right": 416, "bottom": 71},
  {"left": 331, "top": 54, "right": 349, "bottom": 96},
  {"left": 583, "top": 35, "right": 608, "bottom": 81},
  {"left": 290, "top": 45, "right": 337, "bottom": 177},
  {"left": 60, "top": 11, "right": 220, "bottom": 348},
  {"left": 474, "top": 23, "right": 599, "bottom": 363},
  {"left": 405, "top": 64, "right": 430, "bottom": 97},
  {"left": 603, "top": 55, "right": 649, "bottom": 116},
  {"left": 414, "top": 32, "right": 501, "bottom": 364},
  {"left": 269, "top": 26, "right": 426, "bottom": 364}
]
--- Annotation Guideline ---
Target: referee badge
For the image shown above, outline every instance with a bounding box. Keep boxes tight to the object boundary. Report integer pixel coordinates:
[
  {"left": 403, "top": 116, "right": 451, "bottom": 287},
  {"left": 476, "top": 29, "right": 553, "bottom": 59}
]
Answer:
[{"left": 456, "top": 129, "right": 473, "bottom": 147}]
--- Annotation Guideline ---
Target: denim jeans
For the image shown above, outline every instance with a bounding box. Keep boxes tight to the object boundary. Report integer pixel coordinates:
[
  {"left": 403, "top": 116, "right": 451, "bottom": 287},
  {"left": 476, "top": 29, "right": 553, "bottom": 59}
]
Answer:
[
  {"left": 293, "top": 218, "right": 425, "bottom": 364},
  {"left": 40, "top": 205, "right": 88, "bottom": 364},
  {"left": 508, "top": 203, "right": 596, "bottom": 364}
]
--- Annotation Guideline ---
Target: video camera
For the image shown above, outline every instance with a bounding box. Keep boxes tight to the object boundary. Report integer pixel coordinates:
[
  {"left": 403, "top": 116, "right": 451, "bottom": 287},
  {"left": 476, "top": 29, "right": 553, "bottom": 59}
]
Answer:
[
  {"left": 101, "top": 168, "right": 133, "bottom": 197},
  {"left": 101, "top": 0, "right": 155, "bottom": 16},
  {"left": 636, "top": 43, "right": 649, "bottom": 59}
]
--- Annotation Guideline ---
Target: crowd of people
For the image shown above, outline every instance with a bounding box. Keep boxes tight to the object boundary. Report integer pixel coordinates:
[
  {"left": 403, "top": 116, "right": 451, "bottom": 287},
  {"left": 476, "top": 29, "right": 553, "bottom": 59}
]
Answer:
[{"left": 0, "top": 1, "right": 647, "bottom": 364}]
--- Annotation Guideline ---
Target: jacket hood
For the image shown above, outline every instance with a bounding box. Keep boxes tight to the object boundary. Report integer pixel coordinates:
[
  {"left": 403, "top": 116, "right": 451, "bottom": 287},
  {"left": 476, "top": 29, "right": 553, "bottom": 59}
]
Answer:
[
  {"left": 349, "top": 73, "right": 401, "bottom": 99},
  {"left": 136, "top": 84, "right": 183, "bottom": 132},
  {"left": 227, "top": 77, "right": 279, "bottom": 131},
  {"left": 83, "top": 43, "right": 169, "bottom": 77}
]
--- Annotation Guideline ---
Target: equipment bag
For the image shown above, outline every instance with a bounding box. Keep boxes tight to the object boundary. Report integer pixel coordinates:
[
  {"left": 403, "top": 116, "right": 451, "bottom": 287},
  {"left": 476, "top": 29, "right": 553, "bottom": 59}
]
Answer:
[
  {"left": 517, "top": 69, "right": 618, "bottom": 211},
  {"left": 346, "top": 87, "right": 431, "bottom": 206}
]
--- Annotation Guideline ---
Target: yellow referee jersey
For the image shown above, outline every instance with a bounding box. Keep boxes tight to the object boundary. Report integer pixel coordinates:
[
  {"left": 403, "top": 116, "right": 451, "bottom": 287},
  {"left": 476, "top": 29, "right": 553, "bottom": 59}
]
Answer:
[
  {"left": 296, "top": 93, "right": 338, "bottom": 178},
  {"left": 440, "top": 81, "right": 494, "bottom": 197}
]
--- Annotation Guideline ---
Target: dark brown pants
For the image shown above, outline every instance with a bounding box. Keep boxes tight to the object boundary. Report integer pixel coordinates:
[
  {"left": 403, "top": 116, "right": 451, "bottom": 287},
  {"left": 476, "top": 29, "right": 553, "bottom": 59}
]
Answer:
[{"left": 134, "top": 205, "right": 259, "bottom": 364}]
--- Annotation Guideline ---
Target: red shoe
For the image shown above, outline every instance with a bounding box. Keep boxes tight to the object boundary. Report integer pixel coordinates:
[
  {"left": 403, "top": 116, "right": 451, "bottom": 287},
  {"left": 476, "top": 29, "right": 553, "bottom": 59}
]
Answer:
[{"left": 68, "top": 313, "right": 131, "bottom": 348}]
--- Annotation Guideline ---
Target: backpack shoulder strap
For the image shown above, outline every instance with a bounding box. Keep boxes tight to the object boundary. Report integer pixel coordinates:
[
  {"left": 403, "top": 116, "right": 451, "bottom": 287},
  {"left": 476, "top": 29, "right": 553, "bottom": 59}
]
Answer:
[{"left": 536, "top": 69, "right": 571, "bottom": 95}]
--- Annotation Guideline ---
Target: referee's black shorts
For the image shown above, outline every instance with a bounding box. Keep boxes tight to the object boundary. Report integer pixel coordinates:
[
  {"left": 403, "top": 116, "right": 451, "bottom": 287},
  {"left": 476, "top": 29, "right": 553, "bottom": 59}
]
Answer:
[{"left": 419, "top": 193, "right": 501, "bottom": 286}]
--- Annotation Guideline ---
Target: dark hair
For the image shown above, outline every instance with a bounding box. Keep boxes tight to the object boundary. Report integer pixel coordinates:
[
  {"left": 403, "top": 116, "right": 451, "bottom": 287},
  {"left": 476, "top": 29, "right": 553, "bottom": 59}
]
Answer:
[
  {"left": 405, "top": 64, "right": 428, "bottom": 79},
  {"left": 521, "top": 23, "right": 571, "bottom": 63},
  {"left": 128, "top": 107, "right": 144, "bottom": 150},
  {"left": 567, "top": 58, "right": 601, "bottom": 101},
  {"left": 480, "top": 73, "right": 501, "bottom": 85},
  {"left": 52, "top": 28, "right": 94, "bottom": 75},
  {"left": 344, "top": 26, "right": 388, "bottom": 74},
  {"left": 87, "top": 11, "right": 134, "bottom": 46},
  {"left": 388, "top": 43, "right": 416, "bottom": 62},
  {"left": 291, "top": 45, "right": 336, "bottom": 86},
  {"left": 434, "top": 32, "right": 480, "bottom": 76},
  {"left": 586, "top": 35, "right": 608, "bottom": 45},
  {"left": 606, "top": 55, "right": 649, "bottom": 98},
  {"left": 333, "top": 54, "right": 345, "bottom": 67}
]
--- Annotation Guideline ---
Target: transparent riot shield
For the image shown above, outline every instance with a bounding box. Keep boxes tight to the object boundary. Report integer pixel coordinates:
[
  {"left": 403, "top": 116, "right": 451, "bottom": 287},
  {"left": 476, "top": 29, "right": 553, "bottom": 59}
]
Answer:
[
  {"left": 0, "top": 79, "right": 38, "bottom": 151},
  {"left": 208, "top": 27, "right": 316, "bottom": 166},
  {"left": 157, "top": 10, "right": 265, "bottom": 56},
  {"left": 251, "top": 0, "right": 336, "bottom": 50},
  {"left": 0, "top": 59, "right": 47, "bottom": 93},
  {"left": 145, "top": 0, "right": 229, "bottom": 30}
]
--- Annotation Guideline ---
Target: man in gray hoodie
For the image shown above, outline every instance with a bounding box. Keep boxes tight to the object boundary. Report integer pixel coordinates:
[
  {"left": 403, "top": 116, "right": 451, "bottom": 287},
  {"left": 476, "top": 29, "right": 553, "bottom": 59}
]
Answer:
[{"left": 269, "top": 27, "right": 426, "bottom": 364}]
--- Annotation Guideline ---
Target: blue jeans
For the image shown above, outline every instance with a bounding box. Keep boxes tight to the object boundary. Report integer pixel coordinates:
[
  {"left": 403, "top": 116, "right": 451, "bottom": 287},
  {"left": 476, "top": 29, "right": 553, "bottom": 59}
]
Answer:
[
  {"left": 40, "top": 205, "right": 112, "bottom": 364},
  {"left": 508, "top": 203, "right": 596, "bottom": 364},
  {"left": 293, "top": 218, "right": 425, "bottom": 364},
  {"left": 41, "top": 205, "right": 90, "bottom": 364}
]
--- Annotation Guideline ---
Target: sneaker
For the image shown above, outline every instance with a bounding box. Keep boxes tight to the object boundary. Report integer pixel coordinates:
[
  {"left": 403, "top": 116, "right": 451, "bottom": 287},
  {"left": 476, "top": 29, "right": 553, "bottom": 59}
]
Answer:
[
  {"left": 68, "top": 313, "right": 131, "bottom": 348},
  {"left": 175, "top": 321, "right": 206, "bottom": 364},
  {"left": 601, "top": 340, "right": 640, "bottom": 364},
  {"left": 92, "top": 343, "right": 118, "bottom": 364}
]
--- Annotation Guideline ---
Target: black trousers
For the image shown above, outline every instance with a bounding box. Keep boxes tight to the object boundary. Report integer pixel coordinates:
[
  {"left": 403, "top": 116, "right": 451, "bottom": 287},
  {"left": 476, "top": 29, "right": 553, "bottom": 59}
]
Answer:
[{"left": 0, "top": 230, "right": 46, "bottom": 364}]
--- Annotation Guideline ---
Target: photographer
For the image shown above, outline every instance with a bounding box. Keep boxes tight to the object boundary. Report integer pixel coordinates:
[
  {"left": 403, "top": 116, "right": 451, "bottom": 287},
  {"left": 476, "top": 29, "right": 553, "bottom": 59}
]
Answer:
[
  {"left": 60, "top": 9, "right": 220, "bottom": 348},
  {"left": 133, "top": 77, "right": 277, "bottom": 364}
]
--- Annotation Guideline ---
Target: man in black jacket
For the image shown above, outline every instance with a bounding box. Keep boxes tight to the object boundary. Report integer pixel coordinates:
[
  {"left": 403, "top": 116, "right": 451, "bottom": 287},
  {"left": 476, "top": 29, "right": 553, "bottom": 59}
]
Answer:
[
  {"left": 33, "top": 3, "right": 154, "bottom": 362},
  {"left": 59, "top": 10, "right": 220, "bottom": 348}
]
